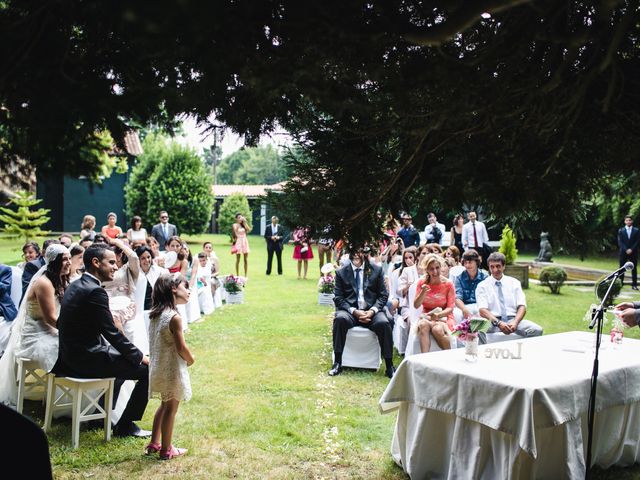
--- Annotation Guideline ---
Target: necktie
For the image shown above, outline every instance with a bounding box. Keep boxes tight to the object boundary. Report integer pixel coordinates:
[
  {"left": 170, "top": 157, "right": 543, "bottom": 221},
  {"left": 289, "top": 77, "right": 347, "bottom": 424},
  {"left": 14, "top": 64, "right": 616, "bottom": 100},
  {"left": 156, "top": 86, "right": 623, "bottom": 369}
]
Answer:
[
  {"left": 355, "top": 268, "right": 362, "bottom": 293},
  {"left": 163, "top": 224, "right": 168, "bottom": 239},
  {"left": 473, "top": 222, "right": 479, "bottom": 248},
  {"left": 496, "top": 280, "right": 508, "bottom": 320}
]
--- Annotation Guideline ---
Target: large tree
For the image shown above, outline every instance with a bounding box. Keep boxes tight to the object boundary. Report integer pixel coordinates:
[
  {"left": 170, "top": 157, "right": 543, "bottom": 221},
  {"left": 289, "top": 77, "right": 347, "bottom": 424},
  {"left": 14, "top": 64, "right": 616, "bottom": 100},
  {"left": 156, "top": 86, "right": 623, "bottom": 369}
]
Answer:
[{"left": 2, "top": 2, "right": 639, "bottom": 245}]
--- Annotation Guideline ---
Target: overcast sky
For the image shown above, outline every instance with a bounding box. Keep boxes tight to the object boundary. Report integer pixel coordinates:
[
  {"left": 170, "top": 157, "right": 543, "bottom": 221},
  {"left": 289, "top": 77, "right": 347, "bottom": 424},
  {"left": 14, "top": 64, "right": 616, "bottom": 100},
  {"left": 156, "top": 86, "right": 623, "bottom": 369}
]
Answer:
[{"left": 177, "top": 115, "right": 293, "bottom": 157}]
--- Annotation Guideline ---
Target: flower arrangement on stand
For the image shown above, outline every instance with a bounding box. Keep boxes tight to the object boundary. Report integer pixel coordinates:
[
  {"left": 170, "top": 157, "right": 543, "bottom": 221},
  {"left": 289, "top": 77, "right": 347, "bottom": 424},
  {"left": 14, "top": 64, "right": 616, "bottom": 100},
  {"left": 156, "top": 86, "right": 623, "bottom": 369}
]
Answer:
[
  {"left": 223, "top": 274, "right": 246, "bottom": 304},
  {"left": 452, "top": 317, "right": 491, "bottom": 362},
  {"left": 318, "top": 263, "right": 336, "bottom": 306}
]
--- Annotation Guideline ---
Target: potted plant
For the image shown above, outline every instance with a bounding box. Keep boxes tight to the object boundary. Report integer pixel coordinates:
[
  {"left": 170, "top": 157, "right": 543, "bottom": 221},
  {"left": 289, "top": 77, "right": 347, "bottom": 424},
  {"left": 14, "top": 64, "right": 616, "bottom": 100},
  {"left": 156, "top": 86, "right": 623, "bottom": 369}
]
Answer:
[
  {"left": 318, "top": 263, "right": 336, "bottom": 306},
  {"left": 499, "top": 224, "right": 529, "bottom": 288},
  {"left": 223, "top": 274, "right": 245, "bottom": 304}
]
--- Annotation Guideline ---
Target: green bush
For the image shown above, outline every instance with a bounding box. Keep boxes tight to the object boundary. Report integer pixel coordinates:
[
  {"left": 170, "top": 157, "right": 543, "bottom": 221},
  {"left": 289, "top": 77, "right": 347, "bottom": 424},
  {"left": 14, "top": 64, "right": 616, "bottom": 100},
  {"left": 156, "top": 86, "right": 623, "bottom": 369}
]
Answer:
[
  {"left": 539, "top": 266, "right": 568, "bottom": 294},
  {"left": 218, "top": 192, "right": 253, "bottom": 242},
  {"left": 146, "top": 142, "right": 214, "bottom": 235},
  {"left": 595, "top": 277, "right": 623, "bottom": 307},
  {"left": 499, "top": 224, "right": 518, "bottom": 265}
]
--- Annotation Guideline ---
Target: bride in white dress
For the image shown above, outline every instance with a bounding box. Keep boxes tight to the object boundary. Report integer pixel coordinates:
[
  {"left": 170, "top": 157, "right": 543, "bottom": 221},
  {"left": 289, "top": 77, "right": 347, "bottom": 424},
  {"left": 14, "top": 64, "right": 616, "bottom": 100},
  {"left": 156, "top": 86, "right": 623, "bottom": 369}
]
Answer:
[{"left": 0, "top": 244, "right": 70, "bottom": 407}]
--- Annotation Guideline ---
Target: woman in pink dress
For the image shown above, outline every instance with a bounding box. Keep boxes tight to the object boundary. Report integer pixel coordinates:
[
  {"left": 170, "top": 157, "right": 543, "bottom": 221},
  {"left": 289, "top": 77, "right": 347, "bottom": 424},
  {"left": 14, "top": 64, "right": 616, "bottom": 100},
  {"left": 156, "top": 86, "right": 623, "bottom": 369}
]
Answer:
[
  {"left": 413, "top": 254, "right": 455, "bottom": 353},
  {"left": 292, "top": 226, "right": 314, "bottom": 280},
  {"left": 232, "top": 213, "right": 250, "bottom": 278}
]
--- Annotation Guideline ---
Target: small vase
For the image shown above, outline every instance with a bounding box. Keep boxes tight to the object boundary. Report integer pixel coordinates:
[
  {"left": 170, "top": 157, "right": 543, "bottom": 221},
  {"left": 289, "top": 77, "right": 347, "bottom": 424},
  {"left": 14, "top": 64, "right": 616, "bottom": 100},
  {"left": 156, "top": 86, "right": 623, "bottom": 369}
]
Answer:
[
  {"left": 464, "top": 333, "right": 479, "bottom": 363},
  {"left": 227, "top": 291, "right": 244, "bottom": 304},
  {"left": 318, "top": 293, "right": 335, "bottom": 306}
]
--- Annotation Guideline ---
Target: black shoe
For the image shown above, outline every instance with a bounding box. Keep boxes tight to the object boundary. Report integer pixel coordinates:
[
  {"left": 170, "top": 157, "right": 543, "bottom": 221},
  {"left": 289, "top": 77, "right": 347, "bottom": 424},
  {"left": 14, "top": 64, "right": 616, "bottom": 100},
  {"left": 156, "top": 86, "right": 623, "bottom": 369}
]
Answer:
[
  {"left": 328, "top": 362, "right": 343, "bottom": 376},
  {"left": 114, "top": 421, "right": 152, "bottom": 438},
  {"left": 385, "top": 366, "right": 396, "bottom": 379}
]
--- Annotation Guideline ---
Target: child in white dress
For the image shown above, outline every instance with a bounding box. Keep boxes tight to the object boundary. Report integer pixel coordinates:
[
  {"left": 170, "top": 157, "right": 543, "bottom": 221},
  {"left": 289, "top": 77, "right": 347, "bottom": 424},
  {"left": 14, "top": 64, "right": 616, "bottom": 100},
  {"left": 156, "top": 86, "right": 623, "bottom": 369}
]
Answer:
[{"left": 145, "top": 273, "right": 195, "bottom": 460}]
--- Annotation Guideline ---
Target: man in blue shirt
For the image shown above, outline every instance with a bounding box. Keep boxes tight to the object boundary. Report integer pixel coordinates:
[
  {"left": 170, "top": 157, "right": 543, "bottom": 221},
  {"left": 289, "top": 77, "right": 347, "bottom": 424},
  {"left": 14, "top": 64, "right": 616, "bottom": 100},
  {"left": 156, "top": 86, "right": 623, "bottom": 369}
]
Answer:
[
  {"left": 397, "top": 213, "right": 420, "bottom": 248},
  {"left": 453, "top": 249, "right": 488, "bottom": 324}
]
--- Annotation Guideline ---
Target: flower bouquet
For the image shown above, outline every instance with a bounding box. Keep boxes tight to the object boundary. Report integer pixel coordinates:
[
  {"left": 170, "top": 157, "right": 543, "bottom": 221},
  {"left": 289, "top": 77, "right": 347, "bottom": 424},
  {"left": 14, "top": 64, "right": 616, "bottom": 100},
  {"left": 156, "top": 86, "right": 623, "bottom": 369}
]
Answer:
[
  {"left": 318, "top": 264, "right": 336, "bottom": 305},
  {"left": 222, "top": 275, "right": 245, "bottom": 294},
  {"left": 452, "top": 317, "right": 491, "bottom": 362}
]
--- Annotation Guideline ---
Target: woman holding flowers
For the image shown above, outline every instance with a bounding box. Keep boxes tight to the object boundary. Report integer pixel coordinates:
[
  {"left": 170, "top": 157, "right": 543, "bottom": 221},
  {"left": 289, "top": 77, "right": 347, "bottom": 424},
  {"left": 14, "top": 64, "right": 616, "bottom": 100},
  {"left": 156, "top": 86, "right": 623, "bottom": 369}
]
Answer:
[{"left": 413, "top": 254, "right": 455, "bottom": 353}]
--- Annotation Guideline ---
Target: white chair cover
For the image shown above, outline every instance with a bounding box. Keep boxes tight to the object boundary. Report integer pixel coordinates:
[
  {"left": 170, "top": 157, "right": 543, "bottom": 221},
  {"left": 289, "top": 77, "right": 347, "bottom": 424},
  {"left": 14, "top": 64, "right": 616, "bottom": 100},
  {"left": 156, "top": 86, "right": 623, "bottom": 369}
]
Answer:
[
  {"left": 339, "top": 326, "right": 381, "bottom": 369},
  {"left": 9, "top": 266, "right": 22, "bottom": 310},
  {"left": 198, "top": 287, "right": 215, "bottom": 315}
]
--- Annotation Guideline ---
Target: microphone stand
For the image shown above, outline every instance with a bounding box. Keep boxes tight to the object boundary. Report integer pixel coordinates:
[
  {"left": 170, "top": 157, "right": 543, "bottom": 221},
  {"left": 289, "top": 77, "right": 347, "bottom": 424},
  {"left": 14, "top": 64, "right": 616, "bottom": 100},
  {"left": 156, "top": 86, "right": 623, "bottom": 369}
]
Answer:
[{"left": 585, "top": 274, "right": 620, "bottom": 479}]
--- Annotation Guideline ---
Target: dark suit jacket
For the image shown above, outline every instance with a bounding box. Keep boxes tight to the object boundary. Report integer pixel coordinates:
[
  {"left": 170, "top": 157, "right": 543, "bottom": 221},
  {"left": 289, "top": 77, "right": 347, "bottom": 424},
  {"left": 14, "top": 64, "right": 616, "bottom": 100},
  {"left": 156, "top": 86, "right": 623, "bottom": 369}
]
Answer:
[
  {"left": 618, "top": 226, "right": 639, "bottom": 254},
  {"left": 52, "top": 273, "right": 143, "bottom": 377},
  {"left": 0, "top": 265, "right": 17, "bottom": 321},
  {"left": 20, "top": 256, "right": 45, "bottom": 304},
  {"left": 151, "top": 222, "right": 178, "bottom": 250},
  {"left": 334, "top": 262, "right": 388, "bottom": 312},
  {"left": 264, "top": 224, "right": 286, "bottom": 251}
]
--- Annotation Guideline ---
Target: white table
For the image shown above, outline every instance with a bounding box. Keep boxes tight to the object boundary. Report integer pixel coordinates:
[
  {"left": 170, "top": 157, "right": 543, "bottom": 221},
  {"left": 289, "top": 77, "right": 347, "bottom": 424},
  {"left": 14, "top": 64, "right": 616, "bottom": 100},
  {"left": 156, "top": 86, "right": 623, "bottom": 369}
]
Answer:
[{"left": 379, "top": 331, "right": 640, "bottom": 479}]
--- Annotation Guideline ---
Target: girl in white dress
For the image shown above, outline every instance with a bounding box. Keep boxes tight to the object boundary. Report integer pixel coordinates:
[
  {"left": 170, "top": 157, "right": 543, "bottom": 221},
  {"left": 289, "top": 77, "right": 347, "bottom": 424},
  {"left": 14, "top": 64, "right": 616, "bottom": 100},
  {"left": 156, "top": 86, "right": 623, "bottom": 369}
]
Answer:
[{"left": 146, "top": 273, "right": 195, "bottom": 460}]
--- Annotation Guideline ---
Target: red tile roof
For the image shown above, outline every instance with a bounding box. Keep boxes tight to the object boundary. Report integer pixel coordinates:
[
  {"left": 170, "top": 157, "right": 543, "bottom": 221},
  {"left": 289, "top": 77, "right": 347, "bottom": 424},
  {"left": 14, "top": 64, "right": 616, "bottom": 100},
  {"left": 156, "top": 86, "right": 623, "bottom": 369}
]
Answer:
[{"left": 213, "top": 183, "right": 285, "bottom": 198}]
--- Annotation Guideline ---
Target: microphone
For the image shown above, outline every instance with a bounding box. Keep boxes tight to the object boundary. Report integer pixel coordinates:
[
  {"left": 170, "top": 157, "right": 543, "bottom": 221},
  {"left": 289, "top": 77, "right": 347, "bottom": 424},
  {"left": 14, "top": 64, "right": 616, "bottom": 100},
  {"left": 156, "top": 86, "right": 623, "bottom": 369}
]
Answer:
[{"left": 603, "top": 262, "right": 635, "bottom": 281}]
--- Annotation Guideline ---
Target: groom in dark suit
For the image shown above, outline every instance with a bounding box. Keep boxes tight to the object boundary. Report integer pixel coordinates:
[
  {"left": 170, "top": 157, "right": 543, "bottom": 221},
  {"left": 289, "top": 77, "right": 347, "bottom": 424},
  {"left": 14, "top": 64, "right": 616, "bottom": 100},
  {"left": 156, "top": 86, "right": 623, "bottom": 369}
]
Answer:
[
  {"left": 329, "top": 245, "right": 395, "bottom": 378},
  {"left": 52, "top": 243, "right": 151, "bottom": 437},
  {"left": 264, "top": 216, "right": 285, "bottom": 275},
  {"left": 618, "top": 215, "right": 639, "bottom": 290}
]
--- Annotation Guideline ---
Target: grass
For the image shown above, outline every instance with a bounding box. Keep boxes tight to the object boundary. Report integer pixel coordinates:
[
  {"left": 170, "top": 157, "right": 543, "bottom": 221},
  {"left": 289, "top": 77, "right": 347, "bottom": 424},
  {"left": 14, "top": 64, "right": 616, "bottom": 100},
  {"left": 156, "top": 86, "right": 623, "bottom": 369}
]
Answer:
[{"left": 5, "top": 235, "right": 640, "bottom": 479}]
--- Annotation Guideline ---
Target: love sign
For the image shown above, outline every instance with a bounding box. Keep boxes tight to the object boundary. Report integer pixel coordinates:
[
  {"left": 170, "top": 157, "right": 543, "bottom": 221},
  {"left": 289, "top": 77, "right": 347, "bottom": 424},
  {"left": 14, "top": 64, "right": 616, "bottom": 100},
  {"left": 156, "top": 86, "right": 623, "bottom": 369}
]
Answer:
[{"left": 484, "top": 342, "right": 523, "bottom": 360}]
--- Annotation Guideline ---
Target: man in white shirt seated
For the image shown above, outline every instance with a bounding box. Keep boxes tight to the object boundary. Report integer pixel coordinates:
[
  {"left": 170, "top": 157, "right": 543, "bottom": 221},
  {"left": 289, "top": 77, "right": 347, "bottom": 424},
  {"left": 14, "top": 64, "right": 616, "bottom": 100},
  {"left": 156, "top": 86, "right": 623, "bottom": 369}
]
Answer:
[
  {"left": 424, "top": 213, "right": 446, "bottom": 245},
  {"left": 476, "top": 252, "right": 543, "bottom": 343}
]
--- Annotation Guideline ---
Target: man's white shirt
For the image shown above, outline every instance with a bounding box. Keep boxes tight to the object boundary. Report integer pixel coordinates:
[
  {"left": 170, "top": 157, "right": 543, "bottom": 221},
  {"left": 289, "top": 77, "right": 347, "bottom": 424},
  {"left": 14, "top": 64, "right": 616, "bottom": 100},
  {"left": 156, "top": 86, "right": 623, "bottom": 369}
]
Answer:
[
  {"left": 476, "top": 274, "right": 526, "bottom": 318},
  {"left": 461, "top": 220, "right": 489, "bottom": 249}
]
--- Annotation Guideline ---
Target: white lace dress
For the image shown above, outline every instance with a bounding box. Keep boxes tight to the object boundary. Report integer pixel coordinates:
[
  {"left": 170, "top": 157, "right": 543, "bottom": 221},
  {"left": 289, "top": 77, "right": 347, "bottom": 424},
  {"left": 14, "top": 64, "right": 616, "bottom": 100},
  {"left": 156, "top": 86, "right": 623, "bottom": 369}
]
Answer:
[
  {"left": 148, "top": 309, "right": 191, "bottom": 402},
  {"left": 16, "top": 298, "right": 60, "bottom": 372}
]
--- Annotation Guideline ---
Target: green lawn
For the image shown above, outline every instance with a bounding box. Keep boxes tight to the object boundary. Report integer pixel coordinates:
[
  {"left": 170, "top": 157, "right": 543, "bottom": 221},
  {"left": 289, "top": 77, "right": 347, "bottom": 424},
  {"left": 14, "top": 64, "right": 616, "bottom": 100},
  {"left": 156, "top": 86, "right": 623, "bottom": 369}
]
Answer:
[{"left": 6, "top": 235, "right": 640, "bottom": 479}]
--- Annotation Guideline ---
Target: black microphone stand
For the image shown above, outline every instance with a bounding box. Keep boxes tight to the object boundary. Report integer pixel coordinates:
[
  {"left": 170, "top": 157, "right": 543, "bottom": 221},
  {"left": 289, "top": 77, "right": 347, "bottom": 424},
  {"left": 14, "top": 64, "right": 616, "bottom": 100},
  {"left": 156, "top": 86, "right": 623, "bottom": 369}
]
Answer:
[{"left": 585, "top": 275, "right": 620, "bottom": 479}]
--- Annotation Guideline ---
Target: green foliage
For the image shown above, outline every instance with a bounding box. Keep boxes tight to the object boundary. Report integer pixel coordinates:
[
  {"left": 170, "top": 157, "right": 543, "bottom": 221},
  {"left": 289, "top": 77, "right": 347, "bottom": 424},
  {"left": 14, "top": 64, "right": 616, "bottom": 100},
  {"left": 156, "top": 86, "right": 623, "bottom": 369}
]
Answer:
[
  {"left": 0, "top": 190, "right": 50, "bottom": 243},
  {"left": 217, "top": 145, "right": 288, "bottom": 185},
  {"left": 218, "top": 193, "right": 252, "bottom": 241},
  {"left": 499, "top": 225, "right": 518, "bottom": 265},
  {"left": 539, "top": 266, "right": 568, "bottom": 294},
  {"left": 146, "top": 142, "right": 214, "bottom": 235},
  {"left": 124, "top": 133, "right": 169, "bottom": 228},
  {"left": 595, "top": 277, "right": 623, "bottom": 308}
]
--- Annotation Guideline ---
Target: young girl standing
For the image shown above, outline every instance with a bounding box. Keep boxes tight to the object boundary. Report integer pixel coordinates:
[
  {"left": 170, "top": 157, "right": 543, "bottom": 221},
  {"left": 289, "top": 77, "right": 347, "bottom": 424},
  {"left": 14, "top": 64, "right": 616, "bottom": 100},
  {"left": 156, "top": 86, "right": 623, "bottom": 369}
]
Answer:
[{"left": 145, "top": 273, "right": 195, "bottom": 460}]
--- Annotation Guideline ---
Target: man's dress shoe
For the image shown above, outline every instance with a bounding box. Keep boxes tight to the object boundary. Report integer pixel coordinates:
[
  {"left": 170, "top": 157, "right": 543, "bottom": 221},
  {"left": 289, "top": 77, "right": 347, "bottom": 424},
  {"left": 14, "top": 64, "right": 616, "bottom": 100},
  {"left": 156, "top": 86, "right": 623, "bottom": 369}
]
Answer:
[
  {"left": 328, "top": 363, "right": 343, "bottom": 376},
  {"left": 114, "top": 421, "right": 152, "bottom": 438},
  {"left": 385, "top": 366, "right": 396, "bottom": 379}
]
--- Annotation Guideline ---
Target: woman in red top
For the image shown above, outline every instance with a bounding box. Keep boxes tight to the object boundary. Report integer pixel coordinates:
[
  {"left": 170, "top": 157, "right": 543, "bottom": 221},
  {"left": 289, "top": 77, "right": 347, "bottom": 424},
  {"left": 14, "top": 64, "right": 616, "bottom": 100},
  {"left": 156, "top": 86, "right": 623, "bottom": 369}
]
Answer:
[
  {"left": 101, "top": 212, "right": 123, "bottom": 239},
  {"left": 413, "top": 254, "right": 455, "bottom": 353}
]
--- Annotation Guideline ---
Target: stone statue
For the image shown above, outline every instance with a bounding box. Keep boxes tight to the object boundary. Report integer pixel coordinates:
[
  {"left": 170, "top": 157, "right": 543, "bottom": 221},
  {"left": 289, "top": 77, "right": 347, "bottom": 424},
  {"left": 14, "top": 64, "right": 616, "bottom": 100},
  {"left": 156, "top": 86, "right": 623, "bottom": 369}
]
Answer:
[{"left": 535, "top": 232, "right": 553, "bottom": 262}]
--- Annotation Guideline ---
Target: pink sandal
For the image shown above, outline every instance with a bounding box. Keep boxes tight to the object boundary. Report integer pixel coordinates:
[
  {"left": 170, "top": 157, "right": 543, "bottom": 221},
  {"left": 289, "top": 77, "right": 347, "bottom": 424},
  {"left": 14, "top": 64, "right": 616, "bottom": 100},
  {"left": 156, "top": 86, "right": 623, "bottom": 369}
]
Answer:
[
  {"left": 160, "top": 445, "right": 188, "bottom": 460},
  {"left": 144, "top": 442, "right": 161, "bottom": 455}
]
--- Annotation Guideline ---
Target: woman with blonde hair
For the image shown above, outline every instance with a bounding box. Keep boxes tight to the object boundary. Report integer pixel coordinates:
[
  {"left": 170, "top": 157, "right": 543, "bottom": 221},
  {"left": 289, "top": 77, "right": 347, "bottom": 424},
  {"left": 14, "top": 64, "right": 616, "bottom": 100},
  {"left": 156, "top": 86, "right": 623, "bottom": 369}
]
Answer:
[{"left": 413, "top": 254, "right": 455, "bottom": 353}]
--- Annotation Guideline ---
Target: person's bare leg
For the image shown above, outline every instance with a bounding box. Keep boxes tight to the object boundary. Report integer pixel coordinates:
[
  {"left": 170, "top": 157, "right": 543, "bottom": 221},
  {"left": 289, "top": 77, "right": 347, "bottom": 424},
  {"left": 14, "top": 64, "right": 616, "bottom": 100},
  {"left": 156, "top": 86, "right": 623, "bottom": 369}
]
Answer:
[
  {"left": 235, "top": 254, "right": 241, "bottom": 276},
  {"left": 432, "top": 324, "right": 451, "bottom": 350},
  {"left": 326, "top": 249, "right": 333, "bottom": 264},
  {"left": 418, "top": 321, "right": 431, "bottom": 353},
  {"left": 160, "top": 399, "right": 180, "bottom": 450},
  {"left": 150, "top": 402, "right": 166, "bottom": 446},
  {"left": 297, "top": 260, "right": 302, "bottom": 279},
  {"left": 303, "top": 260, "right": 308, "bottom": 279},
  {"left": 318, "top": 247, "right": 325, "bottom": 274},
  {"left": 243, "top": 253, "right": 248, "bottom": 277}
]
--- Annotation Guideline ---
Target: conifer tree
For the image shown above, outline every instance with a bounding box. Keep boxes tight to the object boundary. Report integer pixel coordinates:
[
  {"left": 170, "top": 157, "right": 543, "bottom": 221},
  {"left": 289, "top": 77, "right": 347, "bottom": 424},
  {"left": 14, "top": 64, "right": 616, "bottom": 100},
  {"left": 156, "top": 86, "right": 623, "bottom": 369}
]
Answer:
[{"left": 0, "top": 191, "right": 50, "bottom": 244}]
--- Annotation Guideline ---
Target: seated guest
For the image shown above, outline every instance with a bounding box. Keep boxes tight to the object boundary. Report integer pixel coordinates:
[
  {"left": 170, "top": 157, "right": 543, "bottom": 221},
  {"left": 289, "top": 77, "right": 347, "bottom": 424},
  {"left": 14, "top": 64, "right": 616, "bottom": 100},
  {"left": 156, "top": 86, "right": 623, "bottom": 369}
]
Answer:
[
  {"left": 80, "top": 214, "right": 97, "bottom": 241},
  {"left": 397, "top": 213, "right": 420, "bottom": 248},
  {"left": 0, "top": 245, "right": 70, "bottom": 406},
  {"left": 79, "top": 236, "right": 93, "bottom": 249},
  {"left": 0, "top": 263, "right": 19, "bottom": 358},
  {"left": 19, "top": 241, "right": 41, "bottom": 269},
  {"left": 476, "top": 252, "right": 543, "bottom": 343},
  {"left": 126, "top": 216, "right": 148, "bottom": 249},
  {"left": 453, "top": 249, "right": 488, "bottom": 324},
  {"left": 59, "top": 233, "right": 73, "bottom": 248},
  {"left": 21, "top": 239, "right": 59, "bottom": 304},
  {"left": 135, "top": 246, "right": 167, "bottom": 313},
  {"left": 69, "top": 243, "right": 85, "bottom": 282},
  {"left": 414, "top": 254, "right": 455, "bottom": 353},
  {"left": 52, "top": 243, "right": 151, "bottom": 438},
  {"left": 329, "top": 245, "right": 394, "bottom": 378}
]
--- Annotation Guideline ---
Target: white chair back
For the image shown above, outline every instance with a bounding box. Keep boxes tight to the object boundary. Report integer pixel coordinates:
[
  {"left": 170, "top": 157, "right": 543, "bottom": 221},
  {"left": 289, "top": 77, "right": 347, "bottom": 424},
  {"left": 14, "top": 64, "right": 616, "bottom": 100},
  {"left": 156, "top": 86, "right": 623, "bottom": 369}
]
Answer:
[{"left": 10, "top": 266, "right": 22, "bottom": 310}]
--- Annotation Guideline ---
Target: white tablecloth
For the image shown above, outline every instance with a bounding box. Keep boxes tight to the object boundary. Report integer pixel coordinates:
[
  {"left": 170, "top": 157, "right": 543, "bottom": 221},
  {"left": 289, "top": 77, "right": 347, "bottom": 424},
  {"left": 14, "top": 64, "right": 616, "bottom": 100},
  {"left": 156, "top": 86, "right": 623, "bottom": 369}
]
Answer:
[{"left": 379, "top": 331, "right": 640, "bottom": 479}]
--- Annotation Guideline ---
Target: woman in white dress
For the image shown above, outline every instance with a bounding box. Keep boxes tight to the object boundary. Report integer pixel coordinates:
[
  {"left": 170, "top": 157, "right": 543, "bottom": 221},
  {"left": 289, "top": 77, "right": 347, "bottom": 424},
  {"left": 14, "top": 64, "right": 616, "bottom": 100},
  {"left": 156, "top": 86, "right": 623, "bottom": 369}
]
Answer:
[
  {"left": 126, "top": 215, "right": 148, "bottom": 249},
  {"left": 0, "top": 244, "right": 70, "bottom": 406}
]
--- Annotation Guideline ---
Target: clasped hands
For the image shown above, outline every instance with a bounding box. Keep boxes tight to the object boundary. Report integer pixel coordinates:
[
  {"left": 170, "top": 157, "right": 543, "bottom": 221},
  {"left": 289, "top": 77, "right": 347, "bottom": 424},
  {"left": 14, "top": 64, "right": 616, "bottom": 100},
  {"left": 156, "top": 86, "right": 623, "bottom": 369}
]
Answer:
[
  {"left": 495, "top": 319, "right": 518, "bottom": 334},
  {"left": 354, "top": 309, "right": 375, "bottom": 323},
  {"left": 614, "top": 302, "right": 637, "bottom": 328}
]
